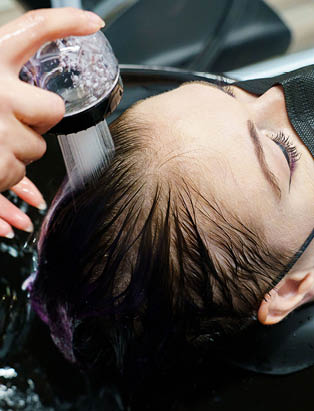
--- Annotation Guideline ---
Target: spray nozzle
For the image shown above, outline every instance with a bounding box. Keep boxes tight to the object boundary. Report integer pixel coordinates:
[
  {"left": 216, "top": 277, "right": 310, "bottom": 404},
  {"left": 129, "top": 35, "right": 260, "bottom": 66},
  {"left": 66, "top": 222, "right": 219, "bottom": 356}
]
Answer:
[
  {"left": 20, "top": 31, "right": 123, "bottom": 134},
  {"left": 20, "top": 31, "right": 123, "bottom": 190}
]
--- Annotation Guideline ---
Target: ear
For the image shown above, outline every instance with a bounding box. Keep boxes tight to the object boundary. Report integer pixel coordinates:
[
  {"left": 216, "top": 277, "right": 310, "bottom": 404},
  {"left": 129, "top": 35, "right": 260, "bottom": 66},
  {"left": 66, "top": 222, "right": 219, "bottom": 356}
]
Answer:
[{"left": 258, "top": 269, "right": 314, "bottom": 325}]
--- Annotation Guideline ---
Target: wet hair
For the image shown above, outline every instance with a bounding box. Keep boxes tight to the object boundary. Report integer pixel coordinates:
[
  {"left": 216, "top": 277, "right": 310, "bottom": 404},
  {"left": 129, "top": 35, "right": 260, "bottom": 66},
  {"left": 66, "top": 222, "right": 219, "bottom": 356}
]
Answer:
[{"left": 30, "top": 107, "right": 294, "bottom": 378}]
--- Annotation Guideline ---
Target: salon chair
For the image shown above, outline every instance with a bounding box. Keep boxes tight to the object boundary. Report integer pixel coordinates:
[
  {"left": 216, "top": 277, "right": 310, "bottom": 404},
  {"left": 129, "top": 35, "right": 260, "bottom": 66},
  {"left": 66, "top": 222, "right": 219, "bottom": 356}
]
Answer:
[{"left": 18, "top": 0, "right": 291, "bottom": 72}]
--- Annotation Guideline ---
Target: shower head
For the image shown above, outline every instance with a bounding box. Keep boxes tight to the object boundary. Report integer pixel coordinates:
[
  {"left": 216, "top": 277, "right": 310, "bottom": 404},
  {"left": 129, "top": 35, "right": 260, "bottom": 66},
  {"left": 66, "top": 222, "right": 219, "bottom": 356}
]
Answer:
[
  {"left": 20, "top": 30, "right": 123, "bottom": 134},
  {"left": 20, "top": 31, "right": 123, "bottom": 189}
]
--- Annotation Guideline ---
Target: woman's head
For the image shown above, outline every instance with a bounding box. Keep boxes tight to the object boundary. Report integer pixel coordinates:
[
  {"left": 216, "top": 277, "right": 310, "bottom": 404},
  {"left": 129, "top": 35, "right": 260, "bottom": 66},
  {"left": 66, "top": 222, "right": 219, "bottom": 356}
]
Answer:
[{"left": 31, "top": 80, "right": 314, "bottom": 375}]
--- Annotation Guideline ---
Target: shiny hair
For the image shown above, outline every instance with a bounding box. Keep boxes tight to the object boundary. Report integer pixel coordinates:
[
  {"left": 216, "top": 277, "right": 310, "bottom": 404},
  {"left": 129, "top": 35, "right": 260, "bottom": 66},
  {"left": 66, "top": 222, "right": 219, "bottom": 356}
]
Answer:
[{"left": 30, "top": 108, "right": 294, "bottom": 377}]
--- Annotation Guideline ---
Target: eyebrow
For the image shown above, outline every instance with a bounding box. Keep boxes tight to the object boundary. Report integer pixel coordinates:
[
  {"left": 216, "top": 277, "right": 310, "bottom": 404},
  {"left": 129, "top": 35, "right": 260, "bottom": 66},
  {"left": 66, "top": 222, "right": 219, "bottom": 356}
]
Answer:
[{"left": 247, "top": 121, "right": 282, "bottom": 200}]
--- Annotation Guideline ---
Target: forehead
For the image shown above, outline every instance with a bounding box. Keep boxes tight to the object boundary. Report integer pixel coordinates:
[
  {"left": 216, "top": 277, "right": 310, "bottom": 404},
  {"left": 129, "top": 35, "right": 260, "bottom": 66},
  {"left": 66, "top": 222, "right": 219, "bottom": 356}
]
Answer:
[
  {"left": 137, "top": 82, "right": 226, "bottom": 117},
  {"left": 131, "top": 83, "right": 272, "bottom": 226},
  {"left": 135, "top": 82, "right": 247, "bottom": 147}
]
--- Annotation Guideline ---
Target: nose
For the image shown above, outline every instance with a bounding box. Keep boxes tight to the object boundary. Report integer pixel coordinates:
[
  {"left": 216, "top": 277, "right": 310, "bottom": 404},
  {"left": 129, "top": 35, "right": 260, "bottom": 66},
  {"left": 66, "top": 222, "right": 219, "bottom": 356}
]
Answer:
[{"left": 252, "top": 85, "right": 292, "bottom": 133}]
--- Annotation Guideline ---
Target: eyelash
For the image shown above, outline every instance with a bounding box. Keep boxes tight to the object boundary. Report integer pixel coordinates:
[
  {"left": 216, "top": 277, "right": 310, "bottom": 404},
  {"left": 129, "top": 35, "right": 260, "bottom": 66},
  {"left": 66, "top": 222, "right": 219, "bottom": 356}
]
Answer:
[
  {"left": 222, "top": 85, "right": 236, "bottom": 97},
  {"left": 215, "top": 77, "right": 236, "bottom": 98},
  {"left": 271, "top": 132, "right": 301, "bottom": 172}
]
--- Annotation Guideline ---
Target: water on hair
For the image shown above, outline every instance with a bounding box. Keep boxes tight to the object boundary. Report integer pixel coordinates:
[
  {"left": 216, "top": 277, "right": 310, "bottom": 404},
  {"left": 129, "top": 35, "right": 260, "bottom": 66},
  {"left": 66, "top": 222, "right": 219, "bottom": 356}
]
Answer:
[{"left": 57, "top": 119, "right": 115, "bottom": 191}]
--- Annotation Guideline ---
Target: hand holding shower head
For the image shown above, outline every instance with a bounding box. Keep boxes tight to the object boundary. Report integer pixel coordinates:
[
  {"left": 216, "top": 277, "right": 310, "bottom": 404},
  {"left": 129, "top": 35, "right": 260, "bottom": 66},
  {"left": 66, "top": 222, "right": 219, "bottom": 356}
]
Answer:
[{"left": 20, "top": 31, "right": 123, "bottom": 190}]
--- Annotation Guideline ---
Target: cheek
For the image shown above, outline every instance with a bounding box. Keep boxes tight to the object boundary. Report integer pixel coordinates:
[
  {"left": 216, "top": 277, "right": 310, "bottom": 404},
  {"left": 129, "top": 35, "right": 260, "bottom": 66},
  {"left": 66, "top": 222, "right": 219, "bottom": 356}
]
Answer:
[
  {"left": 263, "top": 194, "right": 314, "bottom": 252},
  {"left": 289, "top": 195, "right": 314, "bottom": 225},
  {"left": 214, "top": 161, "right": 272, "bottom": 228}
]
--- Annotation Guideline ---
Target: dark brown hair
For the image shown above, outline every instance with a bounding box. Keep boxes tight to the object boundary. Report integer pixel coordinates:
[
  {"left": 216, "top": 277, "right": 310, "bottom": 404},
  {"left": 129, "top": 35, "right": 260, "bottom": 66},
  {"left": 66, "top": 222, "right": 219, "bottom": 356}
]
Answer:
[{"left": 30, "top": 107, "right": 294, "bottom": 377}]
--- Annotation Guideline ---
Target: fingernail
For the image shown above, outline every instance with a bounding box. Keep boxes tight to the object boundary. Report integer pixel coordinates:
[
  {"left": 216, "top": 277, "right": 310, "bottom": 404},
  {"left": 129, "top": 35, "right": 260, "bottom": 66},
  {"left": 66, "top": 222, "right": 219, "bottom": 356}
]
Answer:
[
  {"left": 5, "top": 231, "right": 14, "bottom": 239},
  {"left": 37, "top": 201, "right": 47, "bottom": 211},
  {"left": 85, "top": 11, "right": 105, "bottom": 28},
  {"left": 25, "top": 223, "right": 34, "bottom": 233}
]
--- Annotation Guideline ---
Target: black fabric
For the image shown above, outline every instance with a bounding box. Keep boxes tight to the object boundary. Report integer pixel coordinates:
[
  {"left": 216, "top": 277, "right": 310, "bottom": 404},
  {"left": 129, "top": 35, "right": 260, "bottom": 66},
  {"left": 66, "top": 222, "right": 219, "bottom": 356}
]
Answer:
[{"left": 235, "top": 65, "right": 314, "bottom": 157}]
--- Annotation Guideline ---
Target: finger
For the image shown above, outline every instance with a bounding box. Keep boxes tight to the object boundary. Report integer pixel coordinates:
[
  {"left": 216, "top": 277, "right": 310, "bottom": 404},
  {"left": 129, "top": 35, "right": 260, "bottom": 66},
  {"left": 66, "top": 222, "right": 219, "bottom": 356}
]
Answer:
[
  {"left": 0, "top": 116, "right": 47, "bottom": 165},
  {"left": 0, "top": 151, "right": 25, "bottom": 192},
  {"left": 13, "top": 80, "right": 65, "bottom": 134},
  {"left": 10, "top": 177, "right": 47, "bottom": 211},
  {"left": 0, "top": 8, "right": 105, "bottom": 71},
  {"left": 0, "top": 218, "right": 14, "bottom": 239},
  {"left": 0, "top": 194, "right": 33, "bottom": 233}
]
